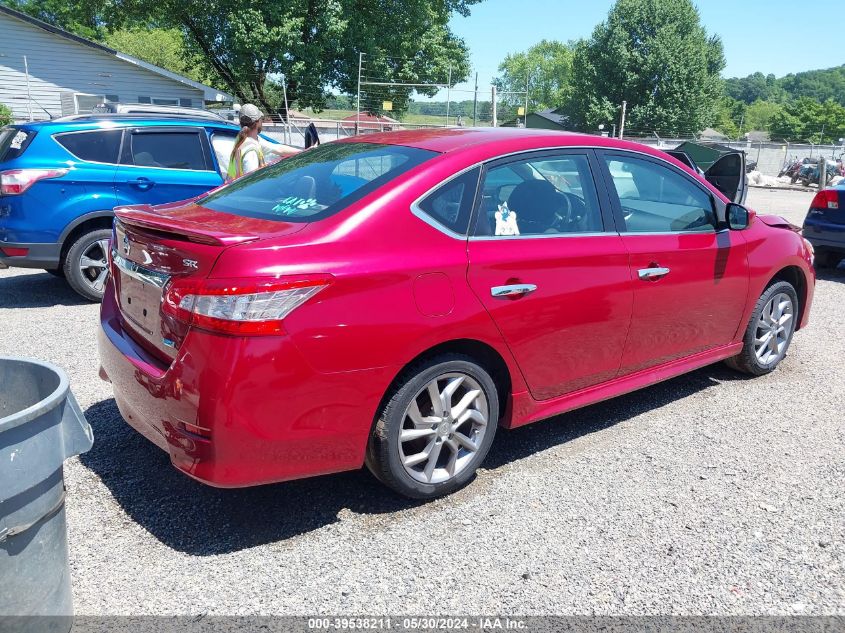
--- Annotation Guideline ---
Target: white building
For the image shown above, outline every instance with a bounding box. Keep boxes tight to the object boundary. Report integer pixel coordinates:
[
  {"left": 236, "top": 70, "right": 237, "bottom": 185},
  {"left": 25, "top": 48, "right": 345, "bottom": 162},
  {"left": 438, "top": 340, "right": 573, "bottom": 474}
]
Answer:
[{"left": 0, "top": 5, "right": 234, "bottom": 121}]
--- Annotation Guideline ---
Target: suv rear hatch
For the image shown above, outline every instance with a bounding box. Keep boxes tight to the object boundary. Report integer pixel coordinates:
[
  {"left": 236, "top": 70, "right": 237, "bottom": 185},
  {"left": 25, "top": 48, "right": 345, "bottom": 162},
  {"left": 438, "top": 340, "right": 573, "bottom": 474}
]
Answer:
[{"left": 112, "top": 201, "right": 306, "bottom": 364}]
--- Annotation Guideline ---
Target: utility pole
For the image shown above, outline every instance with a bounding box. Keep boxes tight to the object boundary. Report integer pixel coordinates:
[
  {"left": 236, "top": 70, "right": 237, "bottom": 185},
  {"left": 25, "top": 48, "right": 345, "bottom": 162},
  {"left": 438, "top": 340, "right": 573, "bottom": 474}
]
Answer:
[
  {"left": 445, "top": 64, "right": 452, "bottom": 127},
  {"left": 472, "top": 72, "right": 478, "bottom": 127},
  {"left": 23, "top": 55, "right": 33, "bottom": 121},
  {"left": 281, "top": 74, "right": 290, "bottom": 145},
  {"left": 524, "top": 70, "right": 530, "bottom": 129},
  {"left": 737, "top": 114, "right": 744, "bottom": 141},
  {"left": 491, "top": 85, "right": 497, "bottom": 128},
  {"left": 356, "top": 52, "right": 363, "bottom": 136},
  {"left": 619, "top": 100, "right": 627, "bottom": 139}
]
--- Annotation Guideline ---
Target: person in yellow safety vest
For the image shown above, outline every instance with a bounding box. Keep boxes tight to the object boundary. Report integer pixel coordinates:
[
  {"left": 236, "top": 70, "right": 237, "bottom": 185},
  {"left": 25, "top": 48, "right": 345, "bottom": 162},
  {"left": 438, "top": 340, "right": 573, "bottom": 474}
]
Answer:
[{"left": 227, "top": 104, "right": 266, "bottom": 181}]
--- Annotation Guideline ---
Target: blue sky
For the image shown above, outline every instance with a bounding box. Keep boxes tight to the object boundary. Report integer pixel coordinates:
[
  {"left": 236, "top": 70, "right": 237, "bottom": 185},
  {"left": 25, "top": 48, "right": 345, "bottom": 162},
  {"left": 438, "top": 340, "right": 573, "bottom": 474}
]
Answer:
[{"left": 445, "top": 0, "right": 843, "bottom": 94}]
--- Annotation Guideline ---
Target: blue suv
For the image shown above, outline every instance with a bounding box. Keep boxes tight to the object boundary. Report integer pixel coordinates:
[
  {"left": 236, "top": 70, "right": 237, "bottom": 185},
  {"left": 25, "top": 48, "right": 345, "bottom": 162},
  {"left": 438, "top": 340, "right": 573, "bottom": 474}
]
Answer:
[{"left": 0, "top": 114, "right": 281, "bottom": 300}]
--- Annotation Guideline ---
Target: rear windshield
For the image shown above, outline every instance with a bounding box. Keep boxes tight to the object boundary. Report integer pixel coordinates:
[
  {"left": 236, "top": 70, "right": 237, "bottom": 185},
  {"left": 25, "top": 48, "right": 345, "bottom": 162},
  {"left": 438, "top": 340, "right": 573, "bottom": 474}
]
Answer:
[
  {"left": 201, "top": 142, "right": 437, "bottom": 222},
  {"left": 0, "top": 127, "right": 37, "bottom": 162}
]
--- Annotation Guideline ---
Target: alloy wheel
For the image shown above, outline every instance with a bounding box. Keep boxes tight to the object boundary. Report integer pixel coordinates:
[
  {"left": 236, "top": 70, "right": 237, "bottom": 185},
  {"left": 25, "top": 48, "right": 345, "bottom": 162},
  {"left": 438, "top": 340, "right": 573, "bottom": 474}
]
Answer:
[
  {"left": 78, "top": 238, "right": 110, "bottom": 295},
  {"left": 754, "top": 292, "right": 794, "bottom": 366},
  {"left": 397, "top": 372, "right": 489, "bottom": 484}
]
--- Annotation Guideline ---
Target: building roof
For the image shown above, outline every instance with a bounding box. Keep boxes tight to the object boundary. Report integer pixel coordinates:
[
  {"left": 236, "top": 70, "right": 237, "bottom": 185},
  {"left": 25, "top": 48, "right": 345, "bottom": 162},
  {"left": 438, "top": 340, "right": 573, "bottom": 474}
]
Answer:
[
  {"left": 534, "top": 108, "right": 569, "bottom": 126},
  {"left": 0, "top": 4, "right": 234, "bottom": 102},
  {"left": 502, "top": 107, "right": 569, "bottom": 129},
  {"left": 698, "top": 127, "right": 730, "bottom": 141},
  {"left": 341, "top": 113, "right": 400, "bottom": 123}
]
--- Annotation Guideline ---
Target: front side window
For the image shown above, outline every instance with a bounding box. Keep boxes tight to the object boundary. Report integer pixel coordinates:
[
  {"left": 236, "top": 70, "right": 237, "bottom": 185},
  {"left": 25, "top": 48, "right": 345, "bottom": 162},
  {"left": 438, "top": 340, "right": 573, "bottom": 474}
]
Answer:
[
  {"left": 604, "top": 155, "right": 715, "bottom": 233},
  {"left": 201, "top": 142, "right": 437, "bottom": 223},
  {"left": 474, "top": 153, "right": 603, "bottom": 236},
  {"left": 56, "top": 130, "right": 122, "bottom": 164},
  {"left": 416, "top": 168, "right": 480, "bottom": 235},
  {"left": 130, "top": 132, "right": 207, "bottom": 170}
]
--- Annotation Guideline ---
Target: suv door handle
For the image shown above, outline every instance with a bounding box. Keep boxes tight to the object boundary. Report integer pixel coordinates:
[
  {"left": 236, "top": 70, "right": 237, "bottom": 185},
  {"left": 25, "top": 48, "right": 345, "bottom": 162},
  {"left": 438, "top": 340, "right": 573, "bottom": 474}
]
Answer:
[
  {"left": 638, "top": 266, "right": 671, "bottom": 280},
  {"left": 491, "top": 284, "right": 537, "bottom": 298},
  {"left": 127, "top": 177, "right": 154, "bottom": 190}
]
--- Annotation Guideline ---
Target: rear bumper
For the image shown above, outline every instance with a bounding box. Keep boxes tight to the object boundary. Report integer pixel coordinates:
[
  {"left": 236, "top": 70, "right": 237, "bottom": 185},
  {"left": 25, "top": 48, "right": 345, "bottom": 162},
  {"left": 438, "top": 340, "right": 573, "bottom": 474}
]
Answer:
[
  {"left": 803, "top": 222, "right": 845, "bottom": 252},
  {"left": 0, "top": 241, "right": 62, "bottom": 269},
  {"left": 97, "top": 280, "right": 394, "bottom": 487}
]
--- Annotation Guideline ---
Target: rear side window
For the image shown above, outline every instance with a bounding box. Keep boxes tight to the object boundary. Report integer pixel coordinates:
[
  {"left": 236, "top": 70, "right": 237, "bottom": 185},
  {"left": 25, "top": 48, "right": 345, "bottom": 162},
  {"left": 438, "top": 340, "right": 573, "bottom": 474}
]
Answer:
[
  {"left": 416, "top": 167, "right": 480, "bottom": 235},
  {"left": 55, "top": 130, "right": 123, "bottom": 164},
  {"left": 129, "top": 132, "right": 207, "bottom": 170},
  {"left": 0, "top": 127, "right": 37, "bottom": 162},
  {"left": 201, "top": 142, "right": 437, "bottom": 223}
]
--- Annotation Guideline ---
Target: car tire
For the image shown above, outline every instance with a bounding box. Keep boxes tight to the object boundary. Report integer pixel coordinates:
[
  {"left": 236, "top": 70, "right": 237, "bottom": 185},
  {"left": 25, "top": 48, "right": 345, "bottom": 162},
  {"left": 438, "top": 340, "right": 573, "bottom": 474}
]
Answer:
[
  {"left": 63, "top": 229, "right": 112, "bottom": 302},
  {"left": 365, "top": 354, "right": 499, "bottom": 499},
  {"left": 725, "top": 280, "right": 799, "bottom": 376},
  {"left": 814, "top": 249, "right": 841, "bottom": 269}
]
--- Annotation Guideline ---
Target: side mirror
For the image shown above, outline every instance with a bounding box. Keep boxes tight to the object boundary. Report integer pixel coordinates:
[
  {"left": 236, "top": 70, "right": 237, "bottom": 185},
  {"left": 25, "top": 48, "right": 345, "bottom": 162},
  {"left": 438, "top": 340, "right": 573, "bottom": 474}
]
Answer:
[{"left": 726, "top": 203, "right": 751, "bottom": 230}]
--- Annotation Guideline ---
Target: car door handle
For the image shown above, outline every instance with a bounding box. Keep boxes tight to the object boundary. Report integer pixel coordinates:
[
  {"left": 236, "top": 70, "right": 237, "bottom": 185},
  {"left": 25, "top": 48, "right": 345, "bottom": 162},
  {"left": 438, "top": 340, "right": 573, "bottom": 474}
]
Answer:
[
  {"left": 491, "top": 284, "right": 537, "bottom": 298},
  {"left": 127, "top": 177, "right": 154, "bottom": 190},
  {"left": 637, "top": 266, "right": 671, "bottom": 280}
]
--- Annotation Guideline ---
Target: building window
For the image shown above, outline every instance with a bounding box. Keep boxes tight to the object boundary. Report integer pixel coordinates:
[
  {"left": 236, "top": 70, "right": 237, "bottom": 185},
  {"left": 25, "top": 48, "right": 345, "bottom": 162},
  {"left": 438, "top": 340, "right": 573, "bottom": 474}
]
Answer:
[
  {"left": 179, "top": 98, "right": 193, "bottom": 108},
  {"left": 138, "top": 96, "right": 185, "bottom": 106}
]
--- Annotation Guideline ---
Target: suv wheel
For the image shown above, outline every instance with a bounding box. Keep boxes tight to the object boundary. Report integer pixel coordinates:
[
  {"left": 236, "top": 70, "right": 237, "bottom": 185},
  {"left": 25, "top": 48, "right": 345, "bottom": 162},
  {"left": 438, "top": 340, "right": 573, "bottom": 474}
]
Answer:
[
  {"left": 814, "top": 249, "right": 841, "bottom": 269},
  {"left": 725, "top": 281, "right": 799, "bottom": 375},
  {"left": 63, "top": 229, "right": 112, "bottom": 302},
  {"left": 366, "top": 354, "right": 499, "bottom": 499}
]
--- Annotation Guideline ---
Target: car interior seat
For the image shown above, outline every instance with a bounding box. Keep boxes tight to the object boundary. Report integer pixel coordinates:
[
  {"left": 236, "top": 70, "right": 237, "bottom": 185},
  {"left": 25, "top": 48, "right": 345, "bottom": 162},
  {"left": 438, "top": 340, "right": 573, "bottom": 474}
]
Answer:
[{"left": 507, "top": 180, "right": 562, "bottom": 234}]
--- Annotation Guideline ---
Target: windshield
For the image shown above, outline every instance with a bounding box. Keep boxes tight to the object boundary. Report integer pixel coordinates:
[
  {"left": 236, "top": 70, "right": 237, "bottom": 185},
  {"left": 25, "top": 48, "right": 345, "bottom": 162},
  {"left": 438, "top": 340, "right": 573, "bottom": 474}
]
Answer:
[
  {"left": 0, "top": 127, "right": 37, "bottom": 162},
  {"left": 201, "top": 142, "right": 438, "bottom": 222}
]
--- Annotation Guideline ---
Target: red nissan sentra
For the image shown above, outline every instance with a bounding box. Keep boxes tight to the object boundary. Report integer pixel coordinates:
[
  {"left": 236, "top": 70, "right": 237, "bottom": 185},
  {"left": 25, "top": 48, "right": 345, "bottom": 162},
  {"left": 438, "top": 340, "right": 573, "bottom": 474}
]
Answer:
[{"left": 98, "top": 128, "right": 815, "bottom": 499}]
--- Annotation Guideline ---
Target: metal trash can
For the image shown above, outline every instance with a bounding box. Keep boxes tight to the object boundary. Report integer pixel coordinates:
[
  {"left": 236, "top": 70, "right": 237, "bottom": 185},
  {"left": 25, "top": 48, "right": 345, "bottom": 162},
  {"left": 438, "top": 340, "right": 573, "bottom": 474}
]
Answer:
[{"left": 0, "top": 357, "right": 93, "bottom": 623}]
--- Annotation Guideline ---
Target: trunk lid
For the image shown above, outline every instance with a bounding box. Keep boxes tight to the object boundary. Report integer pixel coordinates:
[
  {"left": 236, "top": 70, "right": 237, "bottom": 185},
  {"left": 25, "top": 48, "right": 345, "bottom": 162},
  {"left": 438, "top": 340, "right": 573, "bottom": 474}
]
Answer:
[{"left": 112, "top": 201, "right": 306, "bottom": 363}]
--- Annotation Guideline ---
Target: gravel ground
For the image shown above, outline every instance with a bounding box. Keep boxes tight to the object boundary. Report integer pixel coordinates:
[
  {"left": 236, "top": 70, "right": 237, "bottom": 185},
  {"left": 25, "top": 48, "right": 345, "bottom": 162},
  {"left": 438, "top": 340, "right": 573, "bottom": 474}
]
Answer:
[{"left": 0, "top": 188, "right": 842, "bottom": 616}]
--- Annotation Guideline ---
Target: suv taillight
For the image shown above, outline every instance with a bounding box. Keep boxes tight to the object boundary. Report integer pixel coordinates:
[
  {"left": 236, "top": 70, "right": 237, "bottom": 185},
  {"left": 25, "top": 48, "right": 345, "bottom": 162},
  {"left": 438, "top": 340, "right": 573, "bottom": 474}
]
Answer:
[
  {"left": 161, "top": 276, "right": 332, "bottom": 335},
  {"left": 810, "top": 189, "right": 839, "bottom": 211},
  {"left": 0, "top": 169, "right": 68, "bottom": 195}
]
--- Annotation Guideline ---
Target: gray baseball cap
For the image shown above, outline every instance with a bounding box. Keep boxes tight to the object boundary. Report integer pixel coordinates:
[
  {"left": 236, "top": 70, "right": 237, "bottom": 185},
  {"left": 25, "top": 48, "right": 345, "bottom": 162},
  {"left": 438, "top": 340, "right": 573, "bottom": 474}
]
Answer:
[{"left": 239, "top": 103, "right": 264, "bottom": 124}]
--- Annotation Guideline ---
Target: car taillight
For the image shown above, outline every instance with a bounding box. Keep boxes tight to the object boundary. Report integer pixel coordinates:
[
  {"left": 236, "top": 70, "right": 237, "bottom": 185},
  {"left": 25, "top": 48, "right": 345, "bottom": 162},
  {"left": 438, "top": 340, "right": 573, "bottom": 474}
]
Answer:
[
  {"left": 810, "top": 189, "right": 839, "bottom": 211},
  {"left": 162, "top": 276, "right": 331, "bottom": 335},
  {"left": 0, "top": 169, "right": 68, "bottom": 195}
]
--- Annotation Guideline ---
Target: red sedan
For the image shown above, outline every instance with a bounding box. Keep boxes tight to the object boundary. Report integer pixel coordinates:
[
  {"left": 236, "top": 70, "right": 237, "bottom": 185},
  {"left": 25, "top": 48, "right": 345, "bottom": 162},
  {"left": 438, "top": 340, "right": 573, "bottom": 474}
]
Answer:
[{"left": 98, "top": 128, "right": 815, "bottom": 499}]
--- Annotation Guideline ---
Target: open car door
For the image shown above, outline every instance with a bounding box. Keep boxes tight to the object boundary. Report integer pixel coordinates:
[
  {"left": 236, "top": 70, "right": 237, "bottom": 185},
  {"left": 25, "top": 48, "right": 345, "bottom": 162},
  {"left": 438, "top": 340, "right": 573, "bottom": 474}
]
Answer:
[
  {"left": 704, "top": 152, "right": 747, "bottom": 205},
  {"left": 669, "top": 141, "right": 747, "bottom": 205}
]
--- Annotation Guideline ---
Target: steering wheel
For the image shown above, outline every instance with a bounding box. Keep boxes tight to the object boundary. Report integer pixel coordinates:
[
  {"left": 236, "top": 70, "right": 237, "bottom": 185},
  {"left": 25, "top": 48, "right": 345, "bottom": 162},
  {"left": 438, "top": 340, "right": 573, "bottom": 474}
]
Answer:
[{"left": 551, "top": 192, "right": 576, "bottom": 232}]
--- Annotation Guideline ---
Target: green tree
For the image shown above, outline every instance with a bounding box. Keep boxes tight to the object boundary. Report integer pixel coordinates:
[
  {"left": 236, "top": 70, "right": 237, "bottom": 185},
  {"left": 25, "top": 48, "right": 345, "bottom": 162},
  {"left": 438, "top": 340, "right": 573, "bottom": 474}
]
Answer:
[
  {"left": 0, "top": 103, "right": 13, "bottom": 126},
  {"left": 494, "top": 40, "right": 574, "bottom": 112},
  {"left": 712, "top": 96, "right": 745, "bottom": 139},
  {"left": 744, "top": 100, "right": 784, "bottom": 133},
  {"left": 725, "top": 66, "right": 845, "bottom": 107},
  {"left": 769, "top": 97, "right": 845, "bottom": 143},
  {"left": 7, "top": 0, "right": 106, "bottom": 39},
  {"left": 98, "top": 0, "right": 480, "bottom": 117},
  {"left": 565, "top": 0, "right": 725, "bottom": 136},
  {"left": 103, "top": 28, "right": 214, "bottom": 85}
]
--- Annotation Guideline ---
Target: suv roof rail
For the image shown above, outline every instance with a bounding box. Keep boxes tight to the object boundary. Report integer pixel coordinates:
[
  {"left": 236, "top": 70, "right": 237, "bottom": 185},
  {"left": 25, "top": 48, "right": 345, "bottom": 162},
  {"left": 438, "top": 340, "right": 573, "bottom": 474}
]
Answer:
[
  {"left": 85, "top": 102, "right": 229, "bottom": 121},
  {"left": 54, "top": 112, "right": 237, "bottom": 124}
]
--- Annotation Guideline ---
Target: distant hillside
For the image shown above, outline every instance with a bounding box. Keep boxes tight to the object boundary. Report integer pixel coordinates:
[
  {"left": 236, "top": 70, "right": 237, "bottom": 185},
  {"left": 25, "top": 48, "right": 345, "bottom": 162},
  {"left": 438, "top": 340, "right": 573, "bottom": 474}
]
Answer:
[{"left": 726, "top": 65, "right": 845, "bottom": 106}]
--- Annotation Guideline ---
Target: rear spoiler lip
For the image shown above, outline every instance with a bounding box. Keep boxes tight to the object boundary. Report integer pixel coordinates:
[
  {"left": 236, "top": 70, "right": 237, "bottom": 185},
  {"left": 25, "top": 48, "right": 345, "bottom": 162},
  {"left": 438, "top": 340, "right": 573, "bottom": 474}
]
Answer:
[{"left": 114, "top": 205, "right": 260, "bottom": 247}]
